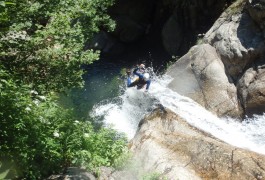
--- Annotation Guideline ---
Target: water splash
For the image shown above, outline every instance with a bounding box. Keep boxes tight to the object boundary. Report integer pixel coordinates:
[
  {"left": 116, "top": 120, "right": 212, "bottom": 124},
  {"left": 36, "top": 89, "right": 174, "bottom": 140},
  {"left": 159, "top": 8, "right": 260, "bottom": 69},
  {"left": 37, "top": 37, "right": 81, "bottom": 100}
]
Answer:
[
  {"left": 90, "top": 72, "right": 265, "bottom": 155},
  {"left": 90, "top": 87, "right": 158, "bottom": 139},
  {"left": 149, "top": 75, "right": 265, "bottom": 155}
]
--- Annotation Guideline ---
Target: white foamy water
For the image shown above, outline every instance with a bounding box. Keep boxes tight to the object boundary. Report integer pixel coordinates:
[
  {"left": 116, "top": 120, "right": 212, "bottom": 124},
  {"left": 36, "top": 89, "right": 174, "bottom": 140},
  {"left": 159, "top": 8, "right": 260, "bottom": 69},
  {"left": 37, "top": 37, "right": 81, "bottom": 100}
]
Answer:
[
  {"left": 90, "top": 74, "right": 265, "bottom": 155},
  {"left": 90, "top": 88, "right": 158, "bottom": 139}
]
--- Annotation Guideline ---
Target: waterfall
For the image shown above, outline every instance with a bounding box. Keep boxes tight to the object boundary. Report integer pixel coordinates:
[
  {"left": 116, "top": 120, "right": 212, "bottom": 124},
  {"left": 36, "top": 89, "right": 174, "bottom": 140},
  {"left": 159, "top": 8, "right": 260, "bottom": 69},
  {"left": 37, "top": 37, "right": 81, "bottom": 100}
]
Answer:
[{"left": 90, "top": 73, "right": 265, "bottom": 155}]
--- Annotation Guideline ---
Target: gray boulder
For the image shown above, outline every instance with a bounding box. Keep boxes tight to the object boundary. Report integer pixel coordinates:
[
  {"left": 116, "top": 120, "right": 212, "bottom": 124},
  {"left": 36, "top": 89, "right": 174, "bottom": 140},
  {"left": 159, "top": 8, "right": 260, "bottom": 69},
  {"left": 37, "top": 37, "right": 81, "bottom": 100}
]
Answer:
[
  {"left": 166, "top": 0, "right": 265, "bottom": 117},
  {"left": 47, "top": 167, "right": 96, "bottom": 180},
  {"left": 237, "top": 63, "right": 265, "bottom": 116},
  {"left": 166, "top": 44, "right": 242, "bottom": 117},
  {"left": 203, "top": 0, "right": 265, "bottom": 116},
  {"left": 204, "top": 1, "right": 264, "bottom": 80},
  {"left": 129, "top": 107, "right": 265, "bottom": 180}
]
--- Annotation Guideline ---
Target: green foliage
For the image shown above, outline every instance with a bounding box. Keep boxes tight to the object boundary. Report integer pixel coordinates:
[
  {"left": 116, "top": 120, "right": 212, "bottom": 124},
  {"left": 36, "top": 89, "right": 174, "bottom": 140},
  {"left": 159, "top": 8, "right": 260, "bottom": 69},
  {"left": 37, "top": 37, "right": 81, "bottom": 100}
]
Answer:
[
  {"left": 196, "top": 37, "right": 203, "bottom": 45},
  {"left": 0, "top": 0, "right": 115, "bottom": 93},
  {"left": 113, "top": 150, "right": 132, "bottom": 170},
  {"left": 0, "top": 1, "right": 15, "bottom": 29},
  {"left": 0, "top": 67, "right": 127, "bottom": 179},
  {"left": 225, "top": 0, "right": 246, "bottom": 16},
  {"left": 162, "top": 56, "right": 179, "bottom": 73},
  {"left": 141, "top": 172, "right": 165, "bottom": 180},
  {"left": 0, "top": 0, "right": 129, "bottom": 179}
]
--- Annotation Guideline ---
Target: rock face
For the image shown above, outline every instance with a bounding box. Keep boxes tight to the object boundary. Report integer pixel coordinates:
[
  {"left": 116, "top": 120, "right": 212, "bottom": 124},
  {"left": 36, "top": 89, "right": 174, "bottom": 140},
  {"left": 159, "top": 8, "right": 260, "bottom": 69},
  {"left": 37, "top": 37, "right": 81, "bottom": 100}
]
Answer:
[
  {"left": 129, "top": 107, "right": 265, "bottom": 180},
  {"left": 204, "top": 0, "right": 265, "bottom": 116},
  {"left": 97, "top": 167, "right": 136, "bottom": 180},
  {"left": 47, "top": 167, "right": 96, "bottom": 180},
  {"left": 247, "top": 0, "right": 265, "bottom": 35},
  {"left": 47, "top": 167, "right": 137, "bottom": 180},
  {"left": 166, "top": 44, "right": 242, "bottom": 117},
  {"left": 162, "top": 0, "right": 228, "bottom": 55},
  {"left": 237, "top": 65, "right": 265, "bottom": 116},
  {"left": 90, "top": 0, "right": 233, "bottom": 56},
  {"left": 166, "top": 0, "right": 265, "bottom": 117},
  {"left": 109, "top": 0, "right": 154, "bottom": 43},
  {"left": 204, "top": 0, "right": 264, "bottom": 81}
]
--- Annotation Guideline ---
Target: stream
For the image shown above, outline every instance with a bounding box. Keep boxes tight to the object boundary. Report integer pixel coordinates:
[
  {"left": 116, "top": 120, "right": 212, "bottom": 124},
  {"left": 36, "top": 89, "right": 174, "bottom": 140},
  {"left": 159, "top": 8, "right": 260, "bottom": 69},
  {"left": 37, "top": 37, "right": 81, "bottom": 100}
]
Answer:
[
  {"left": 89, "top": 67, "right": 265, "bottom": 155},
  {"left": 65, "top": 52, "right": 265, "bottom": 156}
]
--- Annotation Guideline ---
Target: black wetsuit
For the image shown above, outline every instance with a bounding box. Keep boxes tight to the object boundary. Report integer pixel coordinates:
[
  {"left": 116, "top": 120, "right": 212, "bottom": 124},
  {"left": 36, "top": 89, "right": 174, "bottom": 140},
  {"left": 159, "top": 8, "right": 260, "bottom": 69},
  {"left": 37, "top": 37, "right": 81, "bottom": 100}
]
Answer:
[{"left": 127, "top": 68, "right": 151, "bottom": 90}]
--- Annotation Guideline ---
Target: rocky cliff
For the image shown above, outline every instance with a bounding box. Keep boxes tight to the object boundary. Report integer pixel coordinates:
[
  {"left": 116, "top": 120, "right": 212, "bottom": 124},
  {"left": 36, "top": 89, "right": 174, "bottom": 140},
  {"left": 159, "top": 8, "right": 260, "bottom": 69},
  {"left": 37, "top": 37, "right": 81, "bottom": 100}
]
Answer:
[
  {"left": 89, "top": 0, "right": 265, "bottom": 118},
  {"left": 129, "top": 1, "right": 265, "bottom": 179},
  {"left": 88, "top": 0, "right": 233, "bottom": 57},
  {"left": 167, "top": 0, "right": 265, "bottom": 117}
]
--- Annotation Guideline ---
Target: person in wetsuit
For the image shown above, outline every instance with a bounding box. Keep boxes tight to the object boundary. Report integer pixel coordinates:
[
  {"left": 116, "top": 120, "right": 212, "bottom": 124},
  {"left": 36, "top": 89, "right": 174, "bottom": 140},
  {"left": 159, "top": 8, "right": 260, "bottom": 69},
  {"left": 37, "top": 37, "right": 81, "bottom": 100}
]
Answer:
[{"left": 127, "top": 64, "right": 151, "bottom": 92}]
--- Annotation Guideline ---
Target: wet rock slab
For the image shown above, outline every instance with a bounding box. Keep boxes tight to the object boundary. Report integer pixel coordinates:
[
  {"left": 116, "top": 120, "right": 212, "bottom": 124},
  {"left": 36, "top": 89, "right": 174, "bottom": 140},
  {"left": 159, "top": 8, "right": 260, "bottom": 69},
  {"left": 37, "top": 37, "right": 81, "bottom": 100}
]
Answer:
[{"left": 129, "top": 107, "right": 265, "bottom": 180}]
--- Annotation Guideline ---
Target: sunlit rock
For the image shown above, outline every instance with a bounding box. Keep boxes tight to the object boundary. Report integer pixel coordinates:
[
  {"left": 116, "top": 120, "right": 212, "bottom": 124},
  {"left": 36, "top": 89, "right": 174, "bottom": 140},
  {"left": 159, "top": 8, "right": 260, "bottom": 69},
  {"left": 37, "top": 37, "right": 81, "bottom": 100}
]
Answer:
[
  {"left": 204, "top": 0, "right": 264, "bottom": 80},
  {"left": 166, "top": 44, "right": 242, "bottom": 118},
  {"left": 166, "top": 0, "right": 265, "bottom": 117},
  {"left": 237, "top": 66, "right": 265, "bottom": 116},
  {"left": 130, "top": 107, "right": 265, "bottom": 179},
  {"left": 203, "top": 0, "right": 265, "bottom": 116}
]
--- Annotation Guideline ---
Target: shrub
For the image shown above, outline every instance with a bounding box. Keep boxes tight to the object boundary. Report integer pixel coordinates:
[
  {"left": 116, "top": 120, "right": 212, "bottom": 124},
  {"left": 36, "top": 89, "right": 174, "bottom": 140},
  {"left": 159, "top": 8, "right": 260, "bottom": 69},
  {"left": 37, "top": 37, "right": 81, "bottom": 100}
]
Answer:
[
  {"left": 0, "top": 0, "right": 128, "bottom": 178},
  {"left": 0, "top": 0, "right": 115, "bottom": 93},
  {"left": 0, "top": 66, "right": 127, "bottom": 179}
]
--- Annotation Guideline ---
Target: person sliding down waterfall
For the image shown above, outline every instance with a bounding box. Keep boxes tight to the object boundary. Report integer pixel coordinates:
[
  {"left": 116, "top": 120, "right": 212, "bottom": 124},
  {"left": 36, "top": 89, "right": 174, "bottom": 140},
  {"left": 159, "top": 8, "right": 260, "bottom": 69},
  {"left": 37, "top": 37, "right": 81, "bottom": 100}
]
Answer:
[{"left": 126, "top": 64, "right": 151, "bottom": 92}]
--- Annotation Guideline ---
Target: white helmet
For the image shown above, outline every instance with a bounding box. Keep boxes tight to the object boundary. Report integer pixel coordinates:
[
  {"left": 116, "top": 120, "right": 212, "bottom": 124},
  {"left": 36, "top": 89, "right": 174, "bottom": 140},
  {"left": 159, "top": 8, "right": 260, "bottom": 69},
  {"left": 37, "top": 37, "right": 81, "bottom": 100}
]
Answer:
[
  {"left": 143, "top": 73, "right": 150, "bottom": 81},
  {"left": 139, "top": 64, "right": 145, "bottom": 69}
]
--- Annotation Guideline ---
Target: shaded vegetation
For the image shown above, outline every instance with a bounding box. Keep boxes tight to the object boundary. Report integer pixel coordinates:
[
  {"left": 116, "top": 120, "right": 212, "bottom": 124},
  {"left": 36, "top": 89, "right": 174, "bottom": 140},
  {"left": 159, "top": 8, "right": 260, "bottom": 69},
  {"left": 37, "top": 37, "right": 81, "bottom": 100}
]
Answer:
[{"left": 0, "top": 0, "right": 128, "bottom": 179}]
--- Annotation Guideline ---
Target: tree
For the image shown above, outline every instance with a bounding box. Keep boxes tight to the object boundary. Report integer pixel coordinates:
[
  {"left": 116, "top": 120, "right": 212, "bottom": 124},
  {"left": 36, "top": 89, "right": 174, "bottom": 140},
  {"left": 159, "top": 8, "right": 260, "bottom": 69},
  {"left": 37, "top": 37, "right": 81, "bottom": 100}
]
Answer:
[
  {"left": 0, "top": 0, "right": 128, "bottom": 179},
  {"left": 0, "top": 0, "right": 115, "bottom": 93},
  {"left": 0, "top": 69, "right": 127, "bottom": 178}
]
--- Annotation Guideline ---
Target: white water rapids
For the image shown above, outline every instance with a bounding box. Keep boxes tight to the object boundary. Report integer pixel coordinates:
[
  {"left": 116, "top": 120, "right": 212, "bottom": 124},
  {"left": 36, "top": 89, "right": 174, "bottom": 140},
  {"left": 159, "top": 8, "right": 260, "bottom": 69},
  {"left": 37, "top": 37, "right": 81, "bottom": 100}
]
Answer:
[{"left": 90, "top": 74, "right": 265, "bottom": 155}]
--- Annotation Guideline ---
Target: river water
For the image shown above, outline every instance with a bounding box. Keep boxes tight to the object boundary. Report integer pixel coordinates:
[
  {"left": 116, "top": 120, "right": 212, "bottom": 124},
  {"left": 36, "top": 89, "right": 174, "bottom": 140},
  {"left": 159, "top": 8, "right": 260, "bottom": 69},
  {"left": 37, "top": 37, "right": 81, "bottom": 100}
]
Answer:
[{"left": 85, "top": 61, "right": 265, "bottom": 156}]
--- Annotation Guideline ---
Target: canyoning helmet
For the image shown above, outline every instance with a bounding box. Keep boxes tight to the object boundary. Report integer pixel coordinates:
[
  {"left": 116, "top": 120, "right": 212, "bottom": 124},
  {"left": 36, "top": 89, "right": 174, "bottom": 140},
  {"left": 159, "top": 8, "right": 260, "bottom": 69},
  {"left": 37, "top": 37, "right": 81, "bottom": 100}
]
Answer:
[
  {"left": 139, "top": 64, "right": 145, "bottom": 69},
  {"left": 143, "top": 73, "right": 150, "bottom": 81},
  {"left": 138, "top": 64, "right": 146, "bottom": 73}
]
